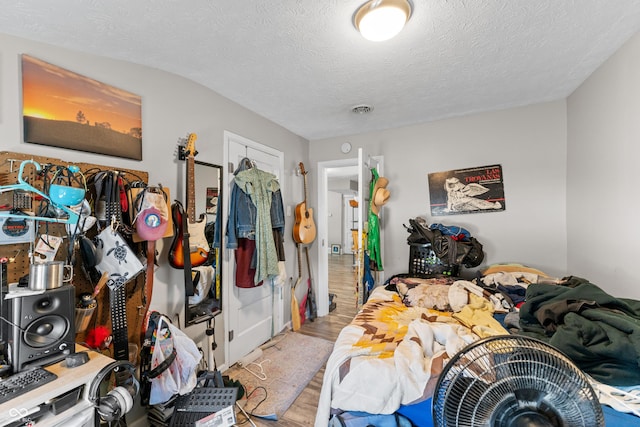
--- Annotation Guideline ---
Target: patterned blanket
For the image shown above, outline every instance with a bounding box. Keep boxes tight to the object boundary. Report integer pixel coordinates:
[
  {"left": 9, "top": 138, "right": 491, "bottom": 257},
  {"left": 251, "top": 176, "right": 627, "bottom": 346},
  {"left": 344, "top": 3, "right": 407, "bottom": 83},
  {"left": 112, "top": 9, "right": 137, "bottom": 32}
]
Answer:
[{"left": 315, "top": 285, "right": 478, "bottom": 427}]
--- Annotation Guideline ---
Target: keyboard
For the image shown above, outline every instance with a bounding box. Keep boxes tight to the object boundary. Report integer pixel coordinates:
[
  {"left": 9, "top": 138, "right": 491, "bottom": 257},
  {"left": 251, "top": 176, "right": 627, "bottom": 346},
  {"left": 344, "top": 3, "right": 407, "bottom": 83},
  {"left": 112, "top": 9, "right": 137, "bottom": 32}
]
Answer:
[
  {"left": 170, "top": 387, "right": 238, "bottom": 427},
  {"left": 173, "top": 387, "right": 238, "bottom": 413},
  {"left": 0, "top": 367, "right": 58, "bottom": 404}
]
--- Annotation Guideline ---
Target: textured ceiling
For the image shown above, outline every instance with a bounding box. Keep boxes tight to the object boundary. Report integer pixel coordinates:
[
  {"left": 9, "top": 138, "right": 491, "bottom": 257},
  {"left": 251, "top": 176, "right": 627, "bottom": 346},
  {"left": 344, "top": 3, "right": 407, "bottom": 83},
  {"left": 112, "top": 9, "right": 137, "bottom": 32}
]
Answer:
[{"left": 1, "top": 1, "right": 640, "bottom": 140}]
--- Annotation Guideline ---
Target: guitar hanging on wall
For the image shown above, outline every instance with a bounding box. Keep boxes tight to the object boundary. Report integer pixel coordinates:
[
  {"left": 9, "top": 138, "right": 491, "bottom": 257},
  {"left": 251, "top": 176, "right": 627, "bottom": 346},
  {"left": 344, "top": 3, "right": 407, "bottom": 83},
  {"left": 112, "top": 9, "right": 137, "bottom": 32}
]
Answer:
[
  {"left": 293, "top": 162, "right": 317, "bottom": 244},
  {"left": 169, "top": 133, "right": 210, "bottom": 269}
]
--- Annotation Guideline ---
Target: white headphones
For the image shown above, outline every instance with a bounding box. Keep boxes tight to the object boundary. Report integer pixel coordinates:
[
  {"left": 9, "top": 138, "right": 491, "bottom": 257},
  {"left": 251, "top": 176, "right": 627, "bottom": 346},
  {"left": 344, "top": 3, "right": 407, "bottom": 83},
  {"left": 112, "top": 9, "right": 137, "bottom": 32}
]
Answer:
[{"left": 89, "top": 360, "right": 139, "bottom": 423}]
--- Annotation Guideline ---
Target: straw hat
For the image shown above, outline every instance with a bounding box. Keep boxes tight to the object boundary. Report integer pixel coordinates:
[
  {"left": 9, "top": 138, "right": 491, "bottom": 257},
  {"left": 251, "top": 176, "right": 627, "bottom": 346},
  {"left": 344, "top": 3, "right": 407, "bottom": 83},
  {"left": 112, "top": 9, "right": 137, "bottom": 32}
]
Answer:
[{"left": 371, "top": 177, "right": 390, "bottom": 215}]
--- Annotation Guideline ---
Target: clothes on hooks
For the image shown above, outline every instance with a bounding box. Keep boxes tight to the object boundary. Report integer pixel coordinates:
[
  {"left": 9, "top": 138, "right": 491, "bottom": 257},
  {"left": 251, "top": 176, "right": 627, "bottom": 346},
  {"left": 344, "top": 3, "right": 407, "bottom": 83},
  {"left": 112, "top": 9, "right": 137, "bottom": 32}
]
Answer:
[
  {"left": 367, "top": 168, "right": 383, "bottom": 271},
  {"left": 225, "top": 158, "right": 285, "bottom": 287}
]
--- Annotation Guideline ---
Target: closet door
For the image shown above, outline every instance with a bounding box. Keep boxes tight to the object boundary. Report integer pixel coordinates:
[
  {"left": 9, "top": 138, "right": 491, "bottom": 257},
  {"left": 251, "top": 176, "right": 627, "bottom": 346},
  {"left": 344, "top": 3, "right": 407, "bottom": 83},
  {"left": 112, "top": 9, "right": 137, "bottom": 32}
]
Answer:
[{"left": 224, "top": 132, "right": 284, "bottom": 366}]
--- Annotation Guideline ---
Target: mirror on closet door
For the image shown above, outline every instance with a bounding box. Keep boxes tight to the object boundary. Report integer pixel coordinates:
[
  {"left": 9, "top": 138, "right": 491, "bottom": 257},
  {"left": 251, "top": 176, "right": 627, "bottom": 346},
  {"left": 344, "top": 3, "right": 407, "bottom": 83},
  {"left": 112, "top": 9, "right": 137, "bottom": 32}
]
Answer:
[{"left": 186, "top": 160, "right": 223, "bottom": 326}]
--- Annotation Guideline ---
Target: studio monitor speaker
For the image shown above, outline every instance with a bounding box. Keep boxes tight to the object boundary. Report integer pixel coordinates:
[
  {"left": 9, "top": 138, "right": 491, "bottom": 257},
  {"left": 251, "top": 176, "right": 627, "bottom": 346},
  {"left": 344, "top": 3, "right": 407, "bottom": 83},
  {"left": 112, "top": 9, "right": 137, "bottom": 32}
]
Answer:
[{"left": 6, "top": 285, "right": 75, "bottom": 372}]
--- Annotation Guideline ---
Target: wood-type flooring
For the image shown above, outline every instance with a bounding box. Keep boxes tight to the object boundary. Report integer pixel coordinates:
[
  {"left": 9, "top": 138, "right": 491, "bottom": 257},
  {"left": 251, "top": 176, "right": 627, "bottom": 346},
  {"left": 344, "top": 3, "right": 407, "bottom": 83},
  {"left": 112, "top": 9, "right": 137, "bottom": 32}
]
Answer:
[{"left": 239, "top": 253, "right": 358, "bottom": 427}]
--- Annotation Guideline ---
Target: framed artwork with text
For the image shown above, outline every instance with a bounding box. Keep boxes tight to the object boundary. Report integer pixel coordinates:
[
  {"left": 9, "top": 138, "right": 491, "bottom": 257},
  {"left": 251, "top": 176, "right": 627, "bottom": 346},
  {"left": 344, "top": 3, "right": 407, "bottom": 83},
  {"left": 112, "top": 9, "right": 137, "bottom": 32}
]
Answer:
[{"left": 428, "top": 164, "right": 505, "bottom": 216}]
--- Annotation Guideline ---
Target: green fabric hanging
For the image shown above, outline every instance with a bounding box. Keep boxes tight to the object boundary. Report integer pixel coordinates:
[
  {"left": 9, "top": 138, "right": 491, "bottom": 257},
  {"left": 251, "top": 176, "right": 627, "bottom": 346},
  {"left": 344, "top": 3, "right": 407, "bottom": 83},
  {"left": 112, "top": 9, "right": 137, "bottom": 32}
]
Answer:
[{"left": 367, "top": 168, "right": 382, "bottom": 270}]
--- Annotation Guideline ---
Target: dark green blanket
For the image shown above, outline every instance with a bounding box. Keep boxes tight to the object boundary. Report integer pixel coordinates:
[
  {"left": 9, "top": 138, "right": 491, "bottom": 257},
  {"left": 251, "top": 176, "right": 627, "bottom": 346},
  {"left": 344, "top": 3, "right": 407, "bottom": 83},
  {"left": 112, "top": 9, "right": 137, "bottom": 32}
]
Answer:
[{"left": 519, "top": 281, "right": 640, "bottom": 386}]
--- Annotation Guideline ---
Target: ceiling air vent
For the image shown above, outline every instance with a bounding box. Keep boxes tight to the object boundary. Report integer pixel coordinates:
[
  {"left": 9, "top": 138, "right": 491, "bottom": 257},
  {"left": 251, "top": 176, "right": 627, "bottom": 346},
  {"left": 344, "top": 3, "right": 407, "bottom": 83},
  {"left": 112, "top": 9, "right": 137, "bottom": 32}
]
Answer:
[{"left": 351, "top": 104, "right": 373, "bottom": 114}]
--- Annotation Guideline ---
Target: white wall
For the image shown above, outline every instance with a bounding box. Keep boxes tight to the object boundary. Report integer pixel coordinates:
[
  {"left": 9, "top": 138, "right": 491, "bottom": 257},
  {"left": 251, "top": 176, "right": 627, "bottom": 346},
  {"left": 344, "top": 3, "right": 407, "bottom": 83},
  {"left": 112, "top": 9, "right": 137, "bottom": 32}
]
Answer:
[
  {"left": 327, "top": 177, "right": 357, "bottom": 252},
  {"left": 567, "top": 32, "right": 640, "bottom": 300},
  {"left": 343, "top": 195, "right": 357, "bottom": 254},
  {"left": 0, "top": 33, "right": 308, "bottom": 368},
  {"left": 310, "top": 101, "right": 568, "bottom": 279},
  {"left": 327, "top": 191, "right": 342, "bottom": 252}
]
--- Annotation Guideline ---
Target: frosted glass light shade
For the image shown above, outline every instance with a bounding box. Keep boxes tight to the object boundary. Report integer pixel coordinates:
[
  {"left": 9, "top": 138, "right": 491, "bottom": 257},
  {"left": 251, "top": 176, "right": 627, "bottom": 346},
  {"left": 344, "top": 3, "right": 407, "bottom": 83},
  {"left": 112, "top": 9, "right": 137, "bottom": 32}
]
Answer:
[{"left": 354, "top": 0, "right": 412, "bottom": 42}]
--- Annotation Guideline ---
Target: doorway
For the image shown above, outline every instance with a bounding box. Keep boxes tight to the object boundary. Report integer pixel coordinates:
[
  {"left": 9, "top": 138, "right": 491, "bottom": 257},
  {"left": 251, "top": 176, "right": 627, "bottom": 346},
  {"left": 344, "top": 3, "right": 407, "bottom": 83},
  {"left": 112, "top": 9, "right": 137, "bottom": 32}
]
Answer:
[
  {"left": 327, "top": 165, "right": 358, "bottom": 315},
  {"left": 222, "top": 131, "right": 285, "bottom": 367},
  {"left": 316, "top": 153, "right": 383, "bottom": 317}
]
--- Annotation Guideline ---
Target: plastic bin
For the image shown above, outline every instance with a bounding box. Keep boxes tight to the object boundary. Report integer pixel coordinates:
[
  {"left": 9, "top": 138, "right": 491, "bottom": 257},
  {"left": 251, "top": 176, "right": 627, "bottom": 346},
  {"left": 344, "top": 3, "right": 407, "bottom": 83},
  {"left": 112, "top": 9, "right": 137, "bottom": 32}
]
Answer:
[{"left": 408, "top": 243, "right": 459, "bottom": 276}]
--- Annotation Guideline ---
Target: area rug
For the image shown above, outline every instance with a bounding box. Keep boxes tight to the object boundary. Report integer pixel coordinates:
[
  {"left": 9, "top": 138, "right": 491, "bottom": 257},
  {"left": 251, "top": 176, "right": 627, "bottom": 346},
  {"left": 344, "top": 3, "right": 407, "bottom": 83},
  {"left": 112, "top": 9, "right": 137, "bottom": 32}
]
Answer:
[{"left": 223, "top": 331, "right": 334, "bottom": 420}]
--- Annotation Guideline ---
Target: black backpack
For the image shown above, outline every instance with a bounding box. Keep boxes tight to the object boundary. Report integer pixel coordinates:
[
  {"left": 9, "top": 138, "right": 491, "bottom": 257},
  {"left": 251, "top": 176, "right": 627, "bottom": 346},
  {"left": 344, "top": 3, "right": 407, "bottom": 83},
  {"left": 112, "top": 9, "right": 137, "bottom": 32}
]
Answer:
[{"left": 406, "top": 218, "right": 484, "bottom": 268}]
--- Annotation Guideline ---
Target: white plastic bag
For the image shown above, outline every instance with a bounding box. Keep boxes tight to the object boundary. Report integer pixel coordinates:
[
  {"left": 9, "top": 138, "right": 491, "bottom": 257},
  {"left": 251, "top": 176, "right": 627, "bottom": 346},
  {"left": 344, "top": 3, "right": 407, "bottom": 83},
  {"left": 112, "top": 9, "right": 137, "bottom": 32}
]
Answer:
[
  {"left": 148, "top": 318, "right": 180, "bottom": 405},
  {"left": 166, "top": 320, "right": 201, "bottom": 394},
  {"left": 148, "top": 316, "right": 201, "bottom": 405}
]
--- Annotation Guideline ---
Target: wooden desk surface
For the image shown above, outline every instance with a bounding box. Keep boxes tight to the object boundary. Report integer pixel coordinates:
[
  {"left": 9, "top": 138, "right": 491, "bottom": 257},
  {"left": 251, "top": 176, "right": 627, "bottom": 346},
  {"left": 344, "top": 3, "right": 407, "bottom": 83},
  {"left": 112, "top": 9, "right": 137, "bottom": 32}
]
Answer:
[{"left": 0, "top": 345, "right": 114, "bottom": 426}]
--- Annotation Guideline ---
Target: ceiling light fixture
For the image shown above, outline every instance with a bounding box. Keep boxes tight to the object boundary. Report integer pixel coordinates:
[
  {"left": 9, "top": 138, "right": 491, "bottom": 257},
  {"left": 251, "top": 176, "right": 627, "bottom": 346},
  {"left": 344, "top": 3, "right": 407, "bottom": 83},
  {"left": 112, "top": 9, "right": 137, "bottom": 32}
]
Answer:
[{"left": 354, "top": 0, "right": 412, "bottom": 42}]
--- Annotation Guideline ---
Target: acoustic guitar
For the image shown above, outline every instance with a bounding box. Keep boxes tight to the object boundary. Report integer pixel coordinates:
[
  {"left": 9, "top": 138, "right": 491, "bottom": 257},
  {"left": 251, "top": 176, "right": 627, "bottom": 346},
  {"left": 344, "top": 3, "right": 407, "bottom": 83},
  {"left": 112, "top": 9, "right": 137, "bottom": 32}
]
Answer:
[
  {"left": 293, "top": 162, "right": 316, "bottom": 244},
  {"left": 169, "top": 133, "right": 210, "bottom": 269}
]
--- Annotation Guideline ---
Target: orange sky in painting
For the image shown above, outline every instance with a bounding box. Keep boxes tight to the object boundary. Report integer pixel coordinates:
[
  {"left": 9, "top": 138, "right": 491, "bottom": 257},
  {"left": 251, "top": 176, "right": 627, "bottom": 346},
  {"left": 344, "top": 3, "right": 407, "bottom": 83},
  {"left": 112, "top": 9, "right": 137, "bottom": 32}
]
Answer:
[{"left": 21, "top": 55, "right": 141, "bottom": 135}]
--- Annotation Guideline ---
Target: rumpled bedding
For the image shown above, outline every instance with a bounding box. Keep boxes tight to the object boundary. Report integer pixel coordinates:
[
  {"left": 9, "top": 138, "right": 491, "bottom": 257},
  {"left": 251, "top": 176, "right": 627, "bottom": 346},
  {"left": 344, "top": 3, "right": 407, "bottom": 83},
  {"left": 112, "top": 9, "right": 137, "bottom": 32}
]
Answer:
[
  {"left": 315, "top": 283, "right": 506, "bottom": 427},
  {"left": 519, "top": 279, "right": 640, "bottom": 386},
  {"left": 314, "top": 266, "right": 640, "bottom": 426}
]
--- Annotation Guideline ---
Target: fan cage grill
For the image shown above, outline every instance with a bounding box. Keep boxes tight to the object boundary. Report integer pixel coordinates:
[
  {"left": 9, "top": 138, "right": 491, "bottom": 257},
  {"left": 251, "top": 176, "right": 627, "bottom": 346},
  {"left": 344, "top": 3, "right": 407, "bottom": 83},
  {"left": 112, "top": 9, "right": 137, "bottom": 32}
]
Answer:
[{"left": 432, "top": 335, "right": 604, "bottom": 427}]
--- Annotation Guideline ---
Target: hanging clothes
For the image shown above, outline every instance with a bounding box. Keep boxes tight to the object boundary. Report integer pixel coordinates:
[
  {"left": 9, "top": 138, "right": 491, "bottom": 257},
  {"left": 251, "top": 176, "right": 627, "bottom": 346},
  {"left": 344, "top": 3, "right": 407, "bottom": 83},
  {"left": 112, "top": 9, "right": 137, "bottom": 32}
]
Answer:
[
  {"left": 367, "top": 168, "right": 383, "bottom": 271},
  {"left": 225, "top": 158, "right": 284, "bottom": 287}
]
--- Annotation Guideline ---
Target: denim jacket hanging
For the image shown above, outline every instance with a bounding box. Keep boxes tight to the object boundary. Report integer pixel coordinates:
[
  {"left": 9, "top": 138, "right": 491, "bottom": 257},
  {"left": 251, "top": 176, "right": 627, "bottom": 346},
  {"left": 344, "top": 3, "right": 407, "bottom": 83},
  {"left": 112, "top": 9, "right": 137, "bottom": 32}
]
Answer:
[{"left": 223, "top": 158, "right": 285, "bottom": 285}]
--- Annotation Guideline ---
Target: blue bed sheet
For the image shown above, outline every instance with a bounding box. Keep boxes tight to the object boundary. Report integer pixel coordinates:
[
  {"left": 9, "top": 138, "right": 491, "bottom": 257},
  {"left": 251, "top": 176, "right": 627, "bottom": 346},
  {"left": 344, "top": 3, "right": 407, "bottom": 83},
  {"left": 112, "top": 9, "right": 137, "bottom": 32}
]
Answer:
[{"left": 395, "top": 398, "right": 639, "bottom": 427}]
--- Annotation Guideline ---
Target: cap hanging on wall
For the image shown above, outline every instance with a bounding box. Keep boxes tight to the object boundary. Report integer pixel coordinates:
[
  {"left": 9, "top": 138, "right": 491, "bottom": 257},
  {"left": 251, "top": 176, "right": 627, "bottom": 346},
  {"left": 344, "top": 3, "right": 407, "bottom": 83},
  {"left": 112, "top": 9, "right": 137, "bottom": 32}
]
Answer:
[
  {"left": 136, "top": 207, "right": 168, "bottom": 241},
  {"left": 134, "top": 190, "right": 169, "bottom": 241}
]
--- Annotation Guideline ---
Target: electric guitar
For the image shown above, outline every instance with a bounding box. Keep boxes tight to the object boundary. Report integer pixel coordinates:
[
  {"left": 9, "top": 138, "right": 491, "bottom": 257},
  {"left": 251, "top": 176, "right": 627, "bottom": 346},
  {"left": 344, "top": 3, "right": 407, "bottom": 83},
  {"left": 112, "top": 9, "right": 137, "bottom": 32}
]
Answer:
[
  {"left": 169, "top": 133, "right": 210, "bottom": 269},
  {"left": 293, "top": 162, "right": 317, "bottom": 244},
  {"left": 172, "top": 200, "right": 199, "bottom": 298}
]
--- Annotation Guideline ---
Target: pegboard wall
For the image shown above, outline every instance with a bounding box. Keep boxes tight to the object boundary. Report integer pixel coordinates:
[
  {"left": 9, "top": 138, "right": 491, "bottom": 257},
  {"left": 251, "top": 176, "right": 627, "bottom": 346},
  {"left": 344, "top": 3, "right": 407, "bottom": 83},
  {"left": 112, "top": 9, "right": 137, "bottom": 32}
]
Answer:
[{"left": 0, "top": 150, "right": 151, "bottom": 360}]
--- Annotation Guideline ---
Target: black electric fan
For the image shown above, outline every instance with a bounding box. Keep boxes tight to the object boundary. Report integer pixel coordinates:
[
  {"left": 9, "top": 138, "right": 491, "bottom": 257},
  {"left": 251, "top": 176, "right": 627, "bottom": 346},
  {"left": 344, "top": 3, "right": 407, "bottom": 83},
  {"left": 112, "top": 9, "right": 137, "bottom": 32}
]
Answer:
[{"left": 432, "top": 335, "right": 605, "bottom": 427}]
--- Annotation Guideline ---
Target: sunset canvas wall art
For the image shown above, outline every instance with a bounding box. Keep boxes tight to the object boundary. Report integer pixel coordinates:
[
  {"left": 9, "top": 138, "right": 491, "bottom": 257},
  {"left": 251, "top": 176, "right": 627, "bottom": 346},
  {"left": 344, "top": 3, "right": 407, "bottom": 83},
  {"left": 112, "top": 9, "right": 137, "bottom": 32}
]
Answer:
[{"left": 21, "top": 54, "right": 142, "bottom": 160}]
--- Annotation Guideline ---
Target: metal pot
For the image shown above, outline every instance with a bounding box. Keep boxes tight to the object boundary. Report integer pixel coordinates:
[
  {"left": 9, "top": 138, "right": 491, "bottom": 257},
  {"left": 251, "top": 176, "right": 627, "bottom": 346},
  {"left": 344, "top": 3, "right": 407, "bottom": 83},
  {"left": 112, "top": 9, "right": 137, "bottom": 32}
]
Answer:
[{"left": 28, "top": 261, "right": 72, "bottom": 291}]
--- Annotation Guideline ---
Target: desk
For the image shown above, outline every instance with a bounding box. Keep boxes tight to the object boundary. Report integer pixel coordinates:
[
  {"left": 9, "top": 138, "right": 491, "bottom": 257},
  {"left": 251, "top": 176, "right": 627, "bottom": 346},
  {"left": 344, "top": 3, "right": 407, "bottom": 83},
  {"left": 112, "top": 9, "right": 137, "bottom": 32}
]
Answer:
[{"left": 0, "top": 345, "right": 114, "bottom": 427}]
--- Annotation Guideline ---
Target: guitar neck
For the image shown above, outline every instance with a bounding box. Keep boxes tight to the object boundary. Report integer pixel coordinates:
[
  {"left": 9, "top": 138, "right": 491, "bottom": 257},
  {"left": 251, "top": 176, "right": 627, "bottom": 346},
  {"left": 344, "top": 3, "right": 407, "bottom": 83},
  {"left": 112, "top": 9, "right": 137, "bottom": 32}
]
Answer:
[
  {"left": 303, "top": 171, "right": 309, "bottom": 206},
  {"left": 186, "top": 154, "right": 196, "bottom": 223}
]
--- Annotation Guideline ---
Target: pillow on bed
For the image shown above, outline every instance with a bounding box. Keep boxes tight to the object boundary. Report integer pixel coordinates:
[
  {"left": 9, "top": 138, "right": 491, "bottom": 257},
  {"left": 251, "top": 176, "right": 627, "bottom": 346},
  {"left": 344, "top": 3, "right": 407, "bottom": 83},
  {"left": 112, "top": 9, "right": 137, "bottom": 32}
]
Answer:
[
  {"left": 393, "top": 277, "right": 453, "bottom": 294},
  {"left": 404, "top": 284, "right": 451, "bottom": 310},
  {"left": 392, "top": 276, "right": 456, "bottom": 294},
  {"left": 396, "top": 280, "right": 467, "bottom": 312},
  {"left": 481, "top": 263, "right": 550, "bottom": 277}
]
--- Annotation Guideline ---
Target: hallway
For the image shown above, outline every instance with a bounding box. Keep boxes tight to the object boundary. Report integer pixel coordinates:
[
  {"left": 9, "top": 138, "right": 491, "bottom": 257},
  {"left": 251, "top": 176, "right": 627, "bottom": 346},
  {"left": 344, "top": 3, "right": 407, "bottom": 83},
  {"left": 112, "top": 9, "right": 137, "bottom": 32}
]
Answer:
[{"left": 299, "top": 254, "right": 359, "bottom": 341}]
